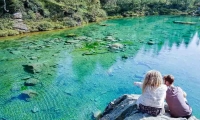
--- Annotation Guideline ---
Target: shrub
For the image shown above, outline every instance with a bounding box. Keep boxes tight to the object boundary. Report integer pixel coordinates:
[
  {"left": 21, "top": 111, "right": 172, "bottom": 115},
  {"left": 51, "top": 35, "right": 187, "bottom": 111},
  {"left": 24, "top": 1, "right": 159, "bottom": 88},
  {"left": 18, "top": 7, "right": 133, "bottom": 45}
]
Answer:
[
  {"left": 0, "top": 30, "right": 8, "bottom": 37},
  {"left": 43, "top": 9, "right": 51, "bottom": 18},
  {"left": 54, "top": 24, "right": 65, "bottom": 29},
  {"left": 37, "top": 22, "right": 53, "bottom": 31},
  {"left": 8, "top": 30, "right": 19, "bottom": 36},
  {"left": 0, "top": 24, "right": 4, "bottom": 30},
  {"left": 62, "top": 17, "right": 78, "bottom": 27},
  {"left": 0, "top": 19, "right": 13, "bottom": 30},
  {"left": 27, "top": 10, "right": 37, "bottom": 20}
]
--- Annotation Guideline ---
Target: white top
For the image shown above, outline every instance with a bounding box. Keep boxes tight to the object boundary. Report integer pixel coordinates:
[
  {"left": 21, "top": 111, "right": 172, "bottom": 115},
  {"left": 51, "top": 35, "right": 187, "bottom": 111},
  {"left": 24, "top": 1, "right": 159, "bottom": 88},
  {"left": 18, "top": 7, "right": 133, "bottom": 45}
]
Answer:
[{"left": 135, "top": 82, "right": 167, "bottom": 108}]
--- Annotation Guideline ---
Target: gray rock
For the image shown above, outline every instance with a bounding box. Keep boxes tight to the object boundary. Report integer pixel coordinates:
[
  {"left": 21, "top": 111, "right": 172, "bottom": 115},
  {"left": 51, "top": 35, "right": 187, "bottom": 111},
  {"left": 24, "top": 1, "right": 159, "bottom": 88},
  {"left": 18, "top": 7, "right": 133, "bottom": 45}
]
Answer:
[
  {"left": 13, "top": 12, "right": 29, "bottom": 32},
  {"left": 15, "top": 19, "right": 23, "bottom": 22},
  {"left": 100, "top": 94, "right": 139, "bottom": 120},
  {"left": 13, "top": 12, "right": 22, "bottom": 19},
  {"left": 100, "top": 94, "right": 198, "bottom": 120},
  {"left": 13, "top": 22, "right": 28, "bottom": 31}
]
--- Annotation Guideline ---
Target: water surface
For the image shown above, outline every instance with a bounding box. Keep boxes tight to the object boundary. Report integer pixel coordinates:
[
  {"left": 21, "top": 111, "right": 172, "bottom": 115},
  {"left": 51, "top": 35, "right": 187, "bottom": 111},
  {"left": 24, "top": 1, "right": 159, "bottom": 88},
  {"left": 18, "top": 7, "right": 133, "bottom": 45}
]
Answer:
[{"left": 0, "top": 16, "right": 200, "bottom": 119}]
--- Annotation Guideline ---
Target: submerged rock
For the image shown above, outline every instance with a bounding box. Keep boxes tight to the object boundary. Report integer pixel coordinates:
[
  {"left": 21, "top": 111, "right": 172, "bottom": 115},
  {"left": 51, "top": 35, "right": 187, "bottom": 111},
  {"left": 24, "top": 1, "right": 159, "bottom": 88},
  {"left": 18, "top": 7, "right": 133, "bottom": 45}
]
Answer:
[
  {"left": 21, "top": 76, "right": 32, "bottom": 80},
  {"left": 9, "top": 50, "right": 21, "bottom": 55},
  {"left": 24, "top": 78, "right": 40, "bottom": 86},
  {"left": 105, "top": 36, "right": 117, "bottom": 42},
  {"left": 23, "top": 63, "right": 44, "bottom": 74},
  {"left": 10, "top": 85, "right": 21, "bottom": 92},
  {"left": 65, "top": 40, "right": 80, "bottom": 44},
  {"left": 147, "top": 40, "right": 156, "bottom": 45},
  {"left": 31, "top": 106, "right": 40, "bottom": 113},
  {"left": 100, "top": 94, "right": 198, "bottom": 120},
  {"left": 30, "top": 56, "right": 38, "bottom": 60},
  {"left": 109, "top": 43, "right": 124, "bottom": 50},
  {"left": 99, "top": 24, "right": 108, "bottom": 26},
  {"left": 122, "top": 55, "right": 128, "bottom": 59},
  {"left": 66, "top": 34, "right": 77, "bottom": 37},
  {"left": 74, "top": 36, "right": 88, "bottom": 41},
  {"left": 111, "top": 43, "right": 123, "bottom": 48},
  {"left": 19, "top": 90, "right": 38, "bottom": 101}
]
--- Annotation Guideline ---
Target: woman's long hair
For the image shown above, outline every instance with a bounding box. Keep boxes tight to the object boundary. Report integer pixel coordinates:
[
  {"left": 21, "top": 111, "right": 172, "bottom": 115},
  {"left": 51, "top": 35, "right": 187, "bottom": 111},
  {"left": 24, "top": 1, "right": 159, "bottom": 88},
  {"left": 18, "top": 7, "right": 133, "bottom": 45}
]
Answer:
[{"left": 142, "top": 70, "right": 163, "bottom": 93}]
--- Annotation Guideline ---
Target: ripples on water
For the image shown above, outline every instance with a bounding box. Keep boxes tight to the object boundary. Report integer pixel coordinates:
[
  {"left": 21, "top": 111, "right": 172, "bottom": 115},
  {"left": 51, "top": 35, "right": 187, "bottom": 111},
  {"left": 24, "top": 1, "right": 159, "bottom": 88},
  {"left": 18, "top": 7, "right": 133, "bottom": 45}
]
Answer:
[{"left": 0, "top": 16, "right": 200, "bottom": 119}]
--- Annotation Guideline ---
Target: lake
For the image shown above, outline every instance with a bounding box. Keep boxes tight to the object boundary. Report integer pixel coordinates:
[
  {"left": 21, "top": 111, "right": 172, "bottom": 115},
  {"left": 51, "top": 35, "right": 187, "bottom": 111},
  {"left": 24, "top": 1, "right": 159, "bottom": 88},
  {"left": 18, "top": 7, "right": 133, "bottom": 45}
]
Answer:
[{"left": 0, "top": 16, "right": 200, "bottom": 119}]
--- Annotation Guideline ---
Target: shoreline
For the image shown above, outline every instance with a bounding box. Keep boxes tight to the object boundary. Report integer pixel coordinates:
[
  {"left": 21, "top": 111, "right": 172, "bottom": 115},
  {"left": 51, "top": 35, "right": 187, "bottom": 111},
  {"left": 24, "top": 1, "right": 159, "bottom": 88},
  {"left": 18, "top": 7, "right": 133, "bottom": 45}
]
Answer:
[{"left": 0, "top": 14, "right": 197, "bottom": 40}]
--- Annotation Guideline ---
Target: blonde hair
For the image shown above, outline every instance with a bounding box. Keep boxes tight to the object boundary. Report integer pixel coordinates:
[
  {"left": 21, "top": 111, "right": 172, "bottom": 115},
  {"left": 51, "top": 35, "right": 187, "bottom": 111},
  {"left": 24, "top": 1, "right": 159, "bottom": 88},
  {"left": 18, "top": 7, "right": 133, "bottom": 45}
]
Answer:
[{"left": 142, "top": 70, "right": 163, "bottom": 93}]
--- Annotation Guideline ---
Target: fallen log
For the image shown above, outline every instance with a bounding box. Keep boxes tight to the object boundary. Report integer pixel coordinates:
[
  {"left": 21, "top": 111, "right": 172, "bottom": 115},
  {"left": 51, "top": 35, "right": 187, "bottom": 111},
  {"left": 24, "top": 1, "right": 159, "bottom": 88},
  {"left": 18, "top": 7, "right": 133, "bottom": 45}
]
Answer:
[{"left": 173, "top": 21, "right": 197, "bottom": 25}]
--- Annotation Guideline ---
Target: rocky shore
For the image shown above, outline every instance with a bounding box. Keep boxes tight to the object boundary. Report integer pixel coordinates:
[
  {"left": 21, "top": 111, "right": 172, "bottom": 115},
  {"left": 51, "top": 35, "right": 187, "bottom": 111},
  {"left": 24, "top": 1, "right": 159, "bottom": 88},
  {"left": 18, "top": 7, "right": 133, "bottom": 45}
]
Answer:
[{"left": 98, "top": 94, "right": 198, "bottom": 120}]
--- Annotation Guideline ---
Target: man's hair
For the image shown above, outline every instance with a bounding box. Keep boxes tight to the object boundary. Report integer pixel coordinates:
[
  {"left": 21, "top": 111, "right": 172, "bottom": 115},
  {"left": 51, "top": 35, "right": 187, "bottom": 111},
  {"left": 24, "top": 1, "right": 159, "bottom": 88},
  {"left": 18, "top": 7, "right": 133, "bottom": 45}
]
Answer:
[{"left": 163, "top": 75, "right": 174, "bottom": 85}]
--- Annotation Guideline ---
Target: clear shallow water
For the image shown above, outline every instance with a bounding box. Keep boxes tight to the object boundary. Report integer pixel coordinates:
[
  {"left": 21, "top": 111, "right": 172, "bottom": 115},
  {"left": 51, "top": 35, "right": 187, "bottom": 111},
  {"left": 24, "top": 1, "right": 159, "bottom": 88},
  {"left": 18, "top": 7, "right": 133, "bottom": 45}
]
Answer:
[{"left": 0, "top": 16, "right": 200, "bottom": 119}]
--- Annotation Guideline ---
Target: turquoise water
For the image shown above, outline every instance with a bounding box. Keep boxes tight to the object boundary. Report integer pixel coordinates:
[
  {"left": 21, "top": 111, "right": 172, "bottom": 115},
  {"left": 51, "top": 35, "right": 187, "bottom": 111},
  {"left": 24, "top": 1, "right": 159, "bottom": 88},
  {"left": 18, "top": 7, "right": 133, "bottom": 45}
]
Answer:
[{"left": 0, "top": 16, "right": 200, "bottom": 119}]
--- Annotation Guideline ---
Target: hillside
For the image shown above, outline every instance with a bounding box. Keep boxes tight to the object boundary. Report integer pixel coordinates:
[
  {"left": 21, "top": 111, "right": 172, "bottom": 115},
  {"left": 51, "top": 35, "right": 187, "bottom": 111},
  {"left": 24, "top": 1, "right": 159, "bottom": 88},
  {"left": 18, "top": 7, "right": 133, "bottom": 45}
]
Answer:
[{"left": 0, "top": 0, "right": 200, "bottom": 37}]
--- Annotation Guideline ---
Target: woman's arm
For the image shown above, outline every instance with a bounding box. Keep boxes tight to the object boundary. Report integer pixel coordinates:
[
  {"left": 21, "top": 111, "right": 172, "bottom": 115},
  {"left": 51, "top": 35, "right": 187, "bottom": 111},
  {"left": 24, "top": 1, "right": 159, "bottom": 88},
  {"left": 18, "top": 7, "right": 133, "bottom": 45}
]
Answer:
[{"left": 134, "top": 82, "right": 143, "bottom": 88}]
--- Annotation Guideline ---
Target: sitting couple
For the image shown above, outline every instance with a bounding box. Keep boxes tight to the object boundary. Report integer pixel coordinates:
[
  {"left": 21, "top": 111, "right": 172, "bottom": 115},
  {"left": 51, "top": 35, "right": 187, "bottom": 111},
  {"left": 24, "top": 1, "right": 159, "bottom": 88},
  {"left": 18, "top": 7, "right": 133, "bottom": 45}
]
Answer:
[{"left": 134, "top": 70, "right": 192, "bottom": 118}]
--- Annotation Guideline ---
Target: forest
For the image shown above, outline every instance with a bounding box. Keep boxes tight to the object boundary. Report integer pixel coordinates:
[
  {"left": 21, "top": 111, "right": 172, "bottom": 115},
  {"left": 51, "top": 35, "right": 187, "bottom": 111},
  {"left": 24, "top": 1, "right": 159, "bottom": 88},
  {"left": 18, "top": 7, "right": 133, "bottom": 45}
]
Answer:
[{"left": 0, "top": 0, "right": 200, "bottom": 37}]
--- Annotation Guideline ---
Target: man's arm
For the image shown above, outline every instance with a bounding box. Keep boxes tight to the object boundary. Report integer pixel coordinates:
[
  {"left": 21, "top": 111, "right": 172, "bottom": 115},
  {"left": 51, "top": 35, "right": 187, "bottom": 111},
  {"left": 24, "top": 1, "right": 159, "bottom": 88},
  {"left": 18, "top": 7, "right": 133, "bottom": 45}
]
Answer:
[{"left": 183, "top": 90, "right": 187, "bottom": 98}]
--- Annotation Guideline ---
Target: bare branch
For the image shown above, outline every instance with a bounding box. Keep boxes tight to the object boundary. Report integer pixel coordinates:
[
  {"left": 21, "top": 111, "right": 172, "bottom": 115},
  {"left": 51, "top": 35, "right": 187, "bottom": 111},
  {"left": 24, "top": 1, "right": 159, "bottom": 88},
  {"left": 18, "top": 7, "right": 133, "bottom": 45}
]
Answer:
[{"left": 3, "top": 0, "right": 9, "bottom": 12}]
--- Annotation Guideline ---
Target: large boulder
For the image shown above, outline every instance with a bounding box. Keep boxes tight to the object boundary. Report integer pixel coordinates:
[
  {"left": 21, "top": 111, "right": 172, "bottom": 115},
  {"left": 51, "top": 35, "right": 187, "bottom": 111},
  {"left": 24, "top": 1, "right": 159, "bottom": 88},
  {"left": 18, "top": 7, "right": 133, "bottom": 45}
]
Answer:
[
  {"left": 13, "top": 12, "right": 29, "bottom": 32},
  {"left": 100, "top": 94, "right": 198, "bottom": 120}
]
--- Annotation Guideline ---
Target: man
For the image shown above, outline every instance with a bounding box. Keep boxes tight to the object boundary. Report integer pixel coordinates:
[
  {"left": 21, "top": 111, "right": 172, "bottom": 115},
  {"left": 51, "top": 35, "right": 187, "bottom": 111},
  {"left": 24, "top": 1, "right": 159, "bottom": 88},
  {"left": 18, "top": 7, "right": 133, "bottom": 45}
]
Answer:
[{"left": 163, "top": 75, "right": 192, "bottom": 118}]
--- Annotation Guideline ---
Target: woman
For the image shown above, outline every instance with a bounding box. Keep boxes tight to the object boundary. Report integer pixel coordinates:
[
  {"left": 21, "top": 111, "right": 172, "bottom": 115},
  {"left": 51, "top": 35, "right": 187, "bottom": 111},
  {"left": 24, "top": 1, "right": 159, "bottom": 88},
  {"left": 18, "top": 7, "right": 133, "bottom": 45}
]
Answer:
[{"left": 134, "top": 70, "right": 167, "bottom": 116}]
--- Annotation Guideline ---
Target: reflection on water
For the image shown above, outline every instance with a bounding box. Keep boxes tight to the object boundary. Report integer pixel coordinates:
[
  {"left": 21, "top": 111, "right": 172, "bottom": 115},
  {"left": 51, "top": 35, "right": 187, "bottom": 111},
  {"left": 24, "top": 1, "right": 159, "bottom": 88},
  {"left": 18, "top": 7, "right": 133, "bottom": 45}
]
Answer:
[{"left": 0, "top": 16, "right": 200, "bottom": 119}]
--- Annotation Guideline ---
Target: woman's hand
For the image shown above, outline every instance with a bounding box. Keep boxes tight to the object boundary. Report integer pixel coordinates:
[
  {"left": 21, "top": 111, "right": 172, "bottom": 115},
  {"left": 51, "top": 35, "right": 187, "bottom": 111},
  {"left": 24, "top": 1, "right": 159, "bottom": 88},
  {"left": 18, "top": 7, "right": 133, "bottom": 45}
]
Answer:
[{"left": 134, "top": 82, "right": 143, "bottom": 88}]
